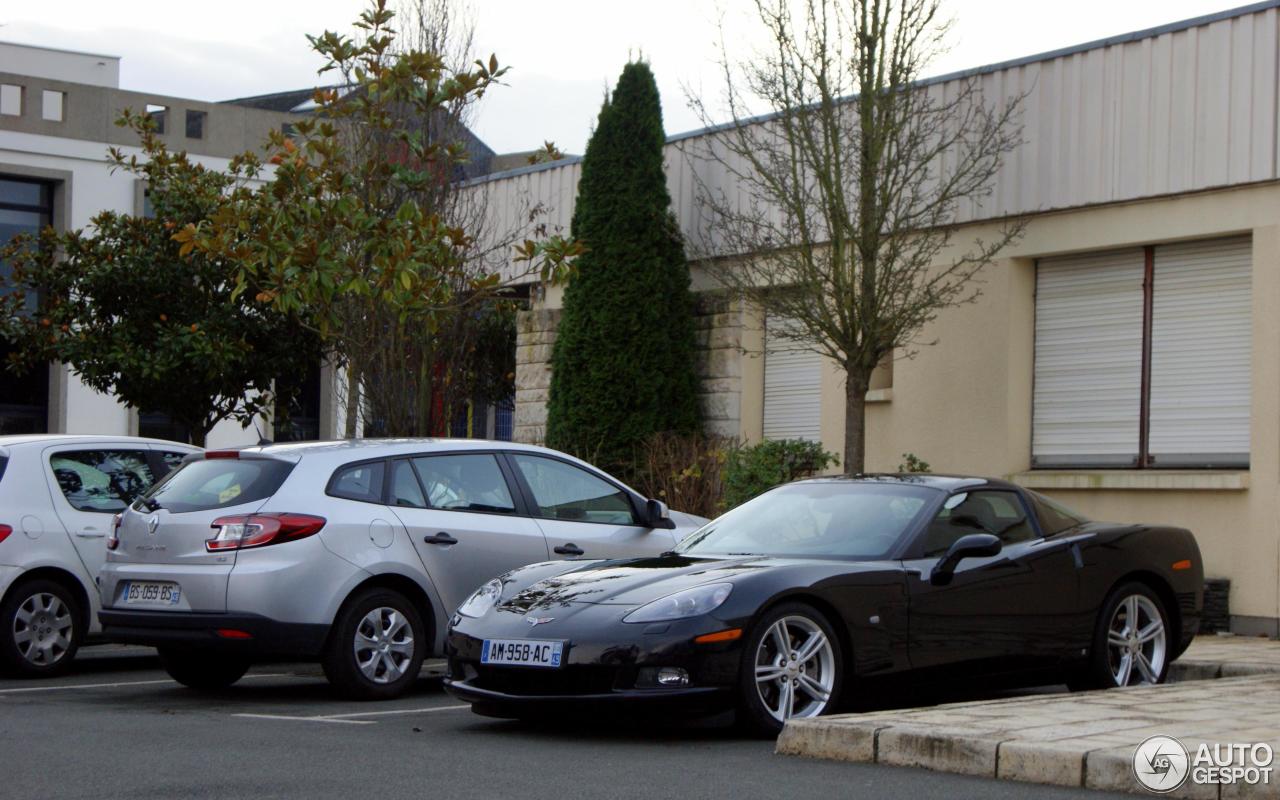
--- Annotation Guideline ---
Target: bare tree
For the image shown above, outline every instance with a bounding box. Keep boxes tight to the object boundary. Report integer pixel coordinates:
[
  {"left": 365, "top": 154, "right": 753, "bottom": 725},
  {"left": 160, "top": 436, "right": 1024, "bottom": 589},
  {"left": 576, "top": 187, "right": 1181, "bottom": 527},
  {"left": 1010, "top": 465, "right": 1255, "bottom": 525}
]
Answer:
[{"left": 684, "top": 0, "right": 1024, "bottom": 471}]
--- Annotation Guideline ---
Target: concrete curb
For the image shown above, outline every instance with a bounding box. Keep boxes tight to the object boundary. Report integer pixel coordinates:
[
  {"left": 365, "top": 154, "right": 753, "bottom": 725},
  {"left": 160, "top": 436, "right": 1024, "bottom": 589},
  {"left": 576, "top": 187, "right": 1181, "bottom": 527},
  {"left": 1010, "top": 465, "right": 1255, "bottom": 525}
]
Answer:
[{"left": 777, "top": 671, "right": 1280, "bottom": 798}]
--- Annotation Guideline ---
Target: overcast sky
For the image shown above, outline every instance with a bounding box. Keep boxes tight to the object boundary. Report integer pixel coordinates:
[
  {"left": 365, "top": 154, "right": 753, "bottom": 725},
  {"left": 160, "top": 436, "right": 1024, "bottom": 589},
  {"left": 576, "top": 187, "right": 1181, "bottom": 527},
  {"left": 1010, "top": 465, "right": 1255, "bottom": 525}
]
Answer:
[{"left": 1, "top": 0, "right": 1246, "bottom": 154}]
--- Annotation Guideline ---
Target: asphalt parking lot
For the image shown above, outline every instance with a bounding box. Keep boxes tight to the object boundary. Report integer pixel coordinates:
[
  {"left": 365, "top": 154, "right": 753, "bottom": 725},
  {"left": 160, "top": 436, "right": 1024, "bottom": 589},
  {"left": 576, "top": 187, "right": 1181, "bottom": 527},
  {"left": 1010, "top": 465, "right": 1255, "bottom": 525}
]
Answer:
[{"left": 0, "top": 646, "right": 1134, "bottom": 800}]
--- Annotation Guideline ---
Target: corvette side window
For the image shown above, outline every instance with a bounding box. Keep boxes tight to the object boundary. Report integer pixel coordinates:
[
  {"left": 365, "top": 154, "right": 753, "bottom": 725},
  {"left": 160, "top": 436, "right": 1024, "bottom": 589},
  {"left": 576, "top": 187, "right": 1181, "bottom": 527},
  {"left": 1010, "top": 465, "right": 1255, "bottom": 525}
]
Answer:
[{"left": 920, "top": 490, "right": 1036, "bottom": 557}]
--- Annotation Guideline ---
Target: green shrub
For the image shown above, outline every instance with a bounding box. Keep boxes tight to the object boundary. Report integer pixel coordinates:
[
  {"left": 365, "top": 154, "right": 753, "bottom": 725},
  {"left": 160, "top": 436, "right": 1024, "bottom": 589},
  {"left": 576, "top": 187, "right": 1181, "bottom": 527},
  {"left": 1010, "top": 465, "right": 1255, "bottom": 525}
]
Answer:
[
  {"left": 896, "top": 452, "right": 931, "bottom": 473},
  {"left": 630, "top": 432, "right": 734, "bottom": 519},
  {"left": 722, "top": 439, "right": 839, "bottom": 510}
]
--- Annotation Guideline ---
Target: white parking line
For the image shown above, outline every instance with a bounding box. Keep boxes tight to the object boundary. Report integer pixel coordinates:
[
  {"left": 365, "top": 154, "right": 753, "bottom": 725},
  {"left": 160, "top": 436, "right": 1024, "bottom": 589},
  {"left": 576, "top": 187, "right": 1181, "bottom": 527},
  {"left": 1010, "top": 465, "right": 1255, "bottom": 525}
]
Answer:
[
  {"left": 323, "top": 704, "right": 470, "bottom": 719},
  {"left": 0, "top": 672, "right": 291, "bottom": 695},
  {"left": 232, "top": 704, "right": 469, "bottom": 725},
  {"left": 232, "top": 713, "right": 374, "bottom": 725}
]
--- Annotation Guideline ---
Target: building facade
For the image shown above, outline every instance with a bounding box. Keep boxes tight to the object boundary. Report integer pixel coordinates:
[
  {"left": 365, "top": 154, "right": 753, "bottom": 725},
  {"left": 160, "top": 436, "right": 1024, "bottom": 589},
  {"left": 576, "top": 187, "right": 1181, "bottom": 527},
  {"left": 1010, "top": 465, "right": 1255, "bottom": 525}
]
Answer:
[{"left": 481, "top": 2, "right": 1280, "bottom": 634}]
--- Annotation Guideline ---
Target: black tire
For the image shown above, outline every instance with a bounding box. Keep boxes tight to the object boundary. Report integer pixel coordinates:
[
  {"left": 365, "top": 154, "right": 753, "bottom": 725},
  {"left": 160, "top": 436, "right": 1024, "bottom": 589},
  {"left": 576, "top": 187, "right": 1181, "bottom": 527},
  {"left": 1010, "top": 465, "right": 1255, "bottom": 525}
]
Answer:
[
  {"left": 322, "top": 588, "right": 426, "bottom": 700},
  {"left": 736, "top": 602, "right": 844, "bottom": 737},
  {"left": 1074, "top": 581, "right": 1172, "bottom": 691},
  {"left": 158, "top": 648, "right": 251, "bottom": 689},
  {"left": 0, "top": 578, "right": 84, "bottom": 678}
]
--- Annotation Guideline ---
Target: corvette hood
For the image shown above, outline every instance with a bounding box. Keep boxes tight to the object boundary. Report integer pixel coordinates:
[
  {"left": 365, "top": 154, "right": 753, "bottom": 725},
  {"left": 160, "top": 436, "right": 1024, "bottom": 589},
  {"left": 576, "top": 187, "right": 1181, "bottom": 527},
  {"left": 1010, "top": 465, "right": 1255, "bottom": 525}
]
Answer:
[{"left": 496, "top": 556, "right": 768, "bottom": 613}]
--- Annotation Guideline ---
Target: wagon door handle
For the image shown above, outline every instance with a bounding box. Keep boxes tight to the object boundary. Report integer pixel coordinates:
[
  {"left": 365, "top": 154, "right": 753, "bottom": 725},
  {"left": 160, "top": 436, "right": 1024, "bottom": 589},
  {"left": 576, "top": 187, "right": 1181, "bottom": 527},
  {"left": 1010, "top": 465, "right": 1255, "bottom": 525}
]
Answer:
[
  {"left": 75, "top": 530, "right": 105, "bottom": 539},
  {"left": 554, "top": 543, "right": 584, "bottom": 556},
  {"left": 423, "top": 532, "right": 458, "bottom": 546}
]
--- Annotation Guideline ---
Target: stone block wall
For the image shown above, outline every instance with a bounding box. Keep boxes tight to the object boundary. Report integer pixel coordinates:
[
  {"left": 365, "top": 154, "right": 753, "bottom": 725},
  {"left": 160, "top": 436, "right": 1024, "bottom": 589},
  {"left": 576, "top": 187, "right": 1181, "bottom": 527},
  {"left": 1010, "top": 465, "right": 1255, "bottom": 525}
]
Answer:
[
  {"left": 513, "top": 308, "right": 560, "bottom": 443},
  {"left": 512, "top": 294, "right": 744, "bottom": 444}
]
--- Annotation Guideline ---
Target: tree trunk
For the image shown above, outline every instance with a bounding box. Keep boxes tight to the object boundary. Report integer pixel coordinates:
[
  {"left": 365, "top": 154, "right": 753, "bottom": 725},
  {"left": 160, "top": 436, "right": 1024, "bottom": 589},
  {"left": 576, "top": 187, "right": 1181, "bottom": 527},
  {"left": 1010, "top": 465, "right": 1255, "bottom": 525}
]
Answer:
[
  {"left": 843, "top": 369, "right": 870, "bottom": 474},
  {"left": 190, "top": 426, "right": 208, "bottom": 448},
  {"left": 344, "top": 361, "right": 361, "bottom": 439}
]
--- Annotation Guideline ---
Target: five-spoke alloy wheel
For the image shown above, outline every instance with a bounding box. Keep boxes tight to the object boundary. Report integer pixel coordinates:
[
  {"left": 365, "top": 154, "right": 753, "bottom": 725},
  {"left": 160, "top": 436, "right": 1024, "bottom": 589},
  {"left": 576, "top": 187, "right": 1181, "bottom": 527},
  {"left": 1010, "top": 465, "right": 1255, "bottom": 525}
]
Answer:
[
  {"left": 738, "top": 602, "right": 842, "bottom": 735},
  {"left": 0, "top": 579, "right": 82, "bottom": 677},
  {"left": 1076, "top": 581, "right": 1171, "bottom": 690}
]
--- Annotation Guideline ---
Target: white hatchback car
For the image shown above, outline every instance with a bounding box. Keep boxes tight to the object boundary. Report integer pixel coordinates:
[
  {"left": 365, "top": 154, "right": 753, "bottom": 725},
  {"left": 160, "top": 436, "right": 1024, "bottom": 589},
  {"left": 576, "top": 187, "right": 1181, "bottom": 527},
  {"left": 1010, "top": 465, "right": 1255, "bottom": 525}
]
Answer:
[
  {"left": 0, "top": 434, "right": 200, "bottom": 676},
  {"left": 99, "top": 439, "right": 706, "bottom": 699}
]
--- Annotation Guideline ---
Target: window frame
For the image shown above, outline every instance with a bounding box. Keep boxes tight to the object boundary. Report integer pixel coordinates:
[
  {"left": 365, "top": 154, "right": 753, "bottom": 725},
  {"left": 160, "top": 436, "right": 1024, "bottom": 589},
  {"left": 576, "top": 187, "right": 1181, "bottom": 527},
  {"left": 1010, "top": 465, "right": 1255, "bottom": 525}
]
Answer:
[
  {"left": 500, "top": 451, "right": 645, "bottom": 527},
  {"left": 1033, "top": 240, "right": 1251, "bottom": 470}
]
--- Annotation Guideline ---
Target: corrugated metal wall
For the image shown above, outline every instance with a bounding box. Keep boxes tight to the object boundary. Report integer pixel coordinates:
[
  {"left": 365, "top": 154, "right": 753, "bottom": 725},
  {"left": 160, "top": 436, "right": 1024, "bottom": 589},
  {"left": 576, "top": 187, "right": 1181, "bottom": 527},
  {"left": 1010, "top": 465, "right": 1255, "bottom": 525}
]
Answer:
[{"left": 471, "top": 4, "right": 1280, "bottom": 278}]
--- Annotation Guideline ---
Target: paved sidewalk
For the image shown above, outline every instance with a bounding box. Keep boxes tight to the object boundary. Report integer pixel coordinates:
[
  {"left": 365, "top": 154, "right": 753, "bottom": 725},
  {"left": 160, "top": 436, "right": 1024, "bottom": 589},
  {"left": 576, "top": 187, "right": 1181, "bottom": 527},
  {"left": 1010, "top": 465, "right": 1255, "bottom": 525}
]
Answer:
[{"left": 777, "top": 637, "right": 1280, "bottom": 798}]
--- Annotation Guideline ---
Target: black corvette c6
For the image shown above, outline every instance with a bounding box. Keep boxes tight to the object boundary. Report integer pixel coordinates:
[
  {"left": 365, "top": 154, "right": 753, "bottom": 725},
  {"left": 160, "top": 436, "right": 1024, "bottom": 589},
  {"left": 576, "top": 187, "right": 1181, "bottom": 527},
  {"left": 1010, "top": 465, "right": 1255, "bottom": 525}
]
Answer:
[{"left": 444, "top": 475, "right": 1203, "bottom": 734}]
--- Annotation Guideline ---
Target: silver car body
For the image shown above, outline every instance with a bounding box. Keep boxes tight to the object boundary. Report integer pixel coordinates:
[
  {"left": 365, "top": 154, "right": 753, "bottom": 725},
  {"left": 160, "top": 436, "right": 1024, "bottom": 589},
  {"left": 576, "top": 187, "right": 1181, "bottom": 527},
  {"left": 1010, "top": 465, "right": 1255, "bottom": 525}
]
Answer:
[
  {"left": 0, "top": 435, "right": 199, "bottom": 646},
  {"left": 99, "top": 439, "right": 706, "bottom": 657}
]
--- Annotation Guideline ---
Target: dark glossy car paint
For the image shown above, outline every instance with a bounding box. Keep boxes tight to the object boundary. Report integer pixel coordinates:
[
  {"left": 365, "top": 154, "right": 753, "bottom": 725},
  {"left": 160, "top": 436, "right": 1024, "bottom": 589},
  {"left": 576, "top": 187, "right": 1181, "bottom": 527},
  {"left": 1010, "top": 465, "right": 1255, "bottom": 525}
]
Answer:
[{"left": 444, "top": 475, "right": 1203, "bottom": 720}]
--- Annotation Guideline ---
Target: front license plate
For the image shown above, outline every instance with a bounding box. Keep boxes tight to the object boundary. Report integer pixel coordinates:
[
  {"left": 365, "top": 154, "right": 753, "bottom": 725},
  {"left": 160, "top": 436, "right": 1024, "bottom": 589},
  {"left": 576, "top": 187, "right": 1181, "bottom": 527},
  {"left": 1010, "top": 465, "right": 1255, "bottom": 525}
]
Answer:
[
  {"left": 123, "top": 581, "right": 181, "bottom": 606},
  {"left": 480, "top": 638, "right": 564, "bottom": 668}
]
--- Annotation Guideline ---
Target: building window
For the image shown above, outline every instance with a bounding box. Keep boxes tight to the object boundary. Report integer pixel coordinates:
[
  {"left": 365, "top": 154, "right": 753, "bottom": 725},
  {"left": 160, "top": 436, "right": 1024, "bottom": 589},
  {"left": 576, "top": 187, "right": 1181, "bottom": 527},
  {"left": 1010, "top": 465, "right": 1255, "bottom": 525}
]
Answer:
[
  {"left": 137, "top": 412, "right": 191, "bottom": 445},
  {"left": 40, "top": 90, "right": 64, "bottom": 122},
  {"left": 0, "top": 176, "right": 53, "bottom": 434},
  {"left": 0, "top": 84, "right": 22, "bottom": 116},
  {"left": 1032, "top": 235, "right": 1251, "bottom": 469},
  {"left": 763, "top": 314, "right": 822, "bottom": 442},
  {"left": 185, "top": 109, "right": 206, "bottom": 139},
  {"left": 274, "top": 363, "right": 321, "bottom": 442},
  {"left": 145, "top": 103, "right": 167, "bottom": 134}
]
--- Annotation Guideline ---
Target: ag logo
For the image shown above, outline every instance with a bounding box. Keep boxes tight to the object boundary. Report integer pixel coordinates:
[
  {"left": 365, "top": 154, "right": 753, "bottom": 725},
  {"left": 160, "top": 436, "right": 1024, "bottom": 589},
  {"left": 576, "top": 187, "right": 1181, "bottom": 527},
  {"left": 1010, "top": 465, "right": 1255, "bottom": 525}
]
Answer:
[{"left": 1133, "top": 735, "right": 1190, "bottom": 793}]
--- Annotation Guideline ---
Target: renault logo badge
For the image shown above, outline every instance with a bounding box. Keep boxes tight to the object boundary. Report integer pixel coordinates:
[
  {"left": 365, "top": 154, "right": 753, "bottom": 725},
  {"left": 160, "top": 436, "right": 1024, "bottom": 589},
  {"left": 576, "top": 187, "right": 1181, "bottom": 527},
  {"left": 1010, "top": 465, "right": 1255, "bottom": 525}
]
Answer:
[{"left": 147, "top": 515, "right": 160, "bottom": 535}]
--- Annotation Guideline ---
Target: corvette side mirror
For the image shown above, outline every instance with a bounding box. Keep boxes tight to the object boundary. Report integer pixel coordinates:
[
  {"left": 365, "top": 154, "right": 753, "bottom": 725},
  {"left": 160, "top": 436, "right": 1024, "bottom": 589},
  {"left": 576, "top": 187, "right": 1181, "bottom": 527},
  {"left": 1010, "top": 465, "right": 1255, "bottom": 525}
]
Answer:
[
  {"left": 930, "top": 533, "right": 1002, "bottom": 586},
  {"left": 644, "top": 498, "right": 675, "bottom": 530}
]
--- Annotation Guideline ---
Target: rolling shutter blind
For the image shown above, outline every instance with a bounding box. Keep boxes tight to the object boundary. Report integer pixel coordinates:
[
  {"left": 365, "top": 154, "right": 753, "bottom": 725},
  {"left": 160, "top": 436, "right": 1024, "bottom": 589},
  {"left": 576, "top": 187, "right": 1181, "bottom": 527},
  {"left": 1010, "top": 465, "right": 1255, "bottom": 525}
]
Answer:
[
  {"left": 1148, "top": 236, "right": 1251, "bottom": 466},
  {"left": 1033, "top": 249, "right": 1144, "bottom": 466},
  {"left": 763, "top": 316, "right": 822, "bottom": 442}
]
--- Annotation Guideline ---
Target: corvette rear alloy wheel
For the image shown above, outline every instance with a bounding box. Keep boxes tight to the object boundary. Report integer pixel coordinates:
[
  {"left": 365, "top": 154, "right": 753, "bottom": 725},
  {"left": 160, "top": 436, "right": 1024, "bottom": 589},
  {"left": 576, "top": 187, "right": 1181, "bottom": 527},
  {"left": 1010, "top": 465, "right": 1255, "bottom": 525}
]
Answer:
[
  {"left": 324, "top": 588, "right": 425, "bottom": 700},
  {"left": 1079, "top": 582, "right": 1170, "bottom": 690},
  {"left": 739, "top": 603, "right": 842, "bottom": 735}
]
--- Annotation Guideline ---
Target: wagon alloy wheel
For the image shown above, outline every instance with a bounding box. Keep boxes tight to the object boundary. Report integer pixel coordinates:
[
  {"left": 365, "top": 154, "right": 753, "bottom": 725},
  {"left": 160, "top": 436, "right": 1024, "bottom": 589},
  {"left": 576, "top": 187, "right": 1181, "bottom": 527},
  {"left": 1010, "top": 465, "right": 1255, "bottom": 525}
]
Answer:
[
  {"left": 324, "top": 587, "right": 426, "bottom": 700},
  {"left": 12, "top": 592, "right": 74, "bottom": 667},
  {"left": 1106, "top": 593, "right": 1167, "bottom": 687},
  {"left": 753, "top": 615, "right": 836, "bottom": 722},
  {"left": 353, "top": 606, "right": 416, "bottom": 684}
]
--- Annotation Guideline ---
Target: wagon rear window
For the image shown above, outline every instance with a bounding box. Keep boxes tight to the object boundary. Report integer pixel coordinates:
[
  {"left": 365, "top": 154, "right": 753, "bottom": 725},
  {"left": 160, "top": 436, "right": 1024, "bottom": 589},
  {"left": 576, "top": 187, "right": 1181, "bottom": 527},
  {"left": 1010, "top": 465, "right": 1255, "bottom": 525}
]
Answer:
[{"left": 140, "top": 458, "right": 294, "bottom": 513}]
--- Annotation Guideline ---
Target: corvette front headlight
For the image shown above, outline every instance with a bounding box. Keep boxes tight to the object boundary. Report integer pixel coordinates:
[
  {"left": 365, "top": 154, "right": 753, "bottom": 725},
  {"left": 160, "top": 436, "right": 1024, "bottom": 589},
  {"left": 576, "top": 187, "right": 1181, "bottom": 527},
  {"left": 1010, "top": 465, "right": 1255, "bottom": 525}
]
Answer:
[
  {"left": 457, "top": 578, "right": 503, "bottom": 618},
  {"left": 622, "top": 583, "right": 733, "bottom": 623}
]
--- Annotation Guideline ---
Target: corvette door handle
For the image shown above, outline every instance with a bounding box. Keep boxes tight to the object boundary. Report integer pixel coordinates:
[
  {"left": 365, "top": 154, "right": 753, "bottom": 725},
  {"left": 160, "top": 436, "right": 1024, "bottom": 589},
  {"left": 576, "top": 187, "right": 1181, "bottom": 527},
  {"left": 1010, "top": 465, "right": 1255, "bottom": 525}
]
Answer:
[
  {"left": 554, "top": 543, "right": 585, "bottom": 556},
  {"left": 423, "top": 532, "right": 458, "bottom": 546},
  {"left": 75, "top": 531, "right": 105, "bottom": 539}
]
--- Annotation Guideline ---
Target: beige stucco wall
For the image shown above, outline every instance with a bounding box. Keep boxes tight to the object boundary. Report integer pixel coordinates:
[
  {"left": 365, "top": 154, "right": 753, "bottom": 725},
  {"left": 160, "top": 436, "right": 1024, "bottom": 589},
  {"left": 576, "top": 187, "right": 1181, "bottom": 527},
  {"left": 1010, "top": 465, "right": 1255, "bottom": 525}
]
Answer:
[
  {"left": 835, "top": 184, "right": 1280, "bottom": 630},
  {"left": 519, "top": 180, "right": 1280, "bottom": 630}
]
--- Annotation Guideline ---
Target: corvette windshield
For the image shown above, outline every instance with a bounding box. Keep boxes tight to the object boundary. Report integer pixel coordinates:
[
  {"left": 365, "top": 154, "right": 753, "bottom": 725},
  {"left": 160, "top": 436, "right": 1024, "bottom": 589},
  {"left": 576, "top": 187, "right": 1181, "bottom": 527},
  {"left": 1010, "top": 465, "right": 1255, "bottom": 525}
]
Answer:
[{"left": 676, "top": 481, "right": 937, "bottom": 559}]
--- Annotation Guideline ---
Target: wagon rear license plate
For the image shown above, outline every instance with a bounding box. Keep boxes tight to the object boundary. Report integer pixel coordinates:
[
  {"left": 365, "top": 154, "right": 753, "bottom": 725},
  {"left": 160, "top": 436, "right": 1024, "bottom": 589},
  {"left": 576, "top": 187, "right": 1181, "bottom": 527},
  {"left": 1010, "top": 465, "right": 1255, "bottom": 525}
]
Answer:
[
  {"left": 480, "top": 638, "right": 564, "bottom": 668},
  {"left": 123, "top": 581, "right": 181, "bottom": 606}
]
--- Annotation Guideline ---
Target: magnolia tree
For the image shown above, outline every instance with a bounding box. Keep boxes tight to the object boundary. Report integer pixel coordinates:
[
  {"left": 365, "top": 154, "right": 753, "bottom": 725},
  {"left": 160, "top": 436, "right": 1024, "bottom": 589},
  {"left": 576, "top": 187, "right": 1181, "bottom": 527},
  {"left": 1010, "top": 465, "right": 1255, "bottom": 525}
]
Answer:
[
  {"left": 686, "top": 0, "right": 1025, "bottom": 471},
  {"left": 0, "top": 115, "right": 321, "bottom": 446},
  {"left": 183, "top": 0, "right": 578, "bottom": 436}
]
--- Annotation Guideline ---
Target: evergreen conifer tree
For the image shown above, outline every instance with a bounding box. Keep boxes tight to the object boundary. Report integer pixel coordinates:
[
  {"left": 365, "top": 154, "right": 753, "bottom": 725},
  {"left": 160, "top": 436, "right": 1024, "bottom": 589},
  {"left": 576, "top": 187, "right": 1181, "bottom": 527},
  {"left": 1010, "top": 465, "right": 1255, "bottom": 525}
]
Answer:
[{"left": 545, "top": 61, "right": 701, "bottom": 468}]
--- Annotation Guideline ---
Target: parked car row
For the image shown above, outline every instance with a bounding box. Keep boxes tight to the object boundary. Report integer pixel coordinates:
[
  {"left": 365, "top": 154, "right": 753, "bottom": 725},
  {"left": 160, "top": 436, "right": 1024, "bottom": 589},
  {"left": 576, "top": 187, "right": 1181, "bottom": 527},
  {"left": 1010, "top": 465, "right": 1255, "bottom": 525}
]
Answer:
[{"left": 1, "top": 434, "right": 1205, "bottom": 736}]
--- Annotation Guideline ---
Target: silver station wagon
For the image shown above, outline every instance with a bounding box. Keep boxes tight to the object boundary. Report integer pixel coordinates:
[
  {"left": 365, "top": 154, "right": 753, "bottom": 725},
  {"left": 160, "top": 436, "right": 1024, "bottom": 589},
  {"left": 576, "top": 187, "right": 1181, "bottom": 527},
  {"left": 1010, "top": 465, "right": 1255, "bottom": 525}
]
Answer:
[{"left": 98, "top": 439, "right": 706, "bottom": 699}]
